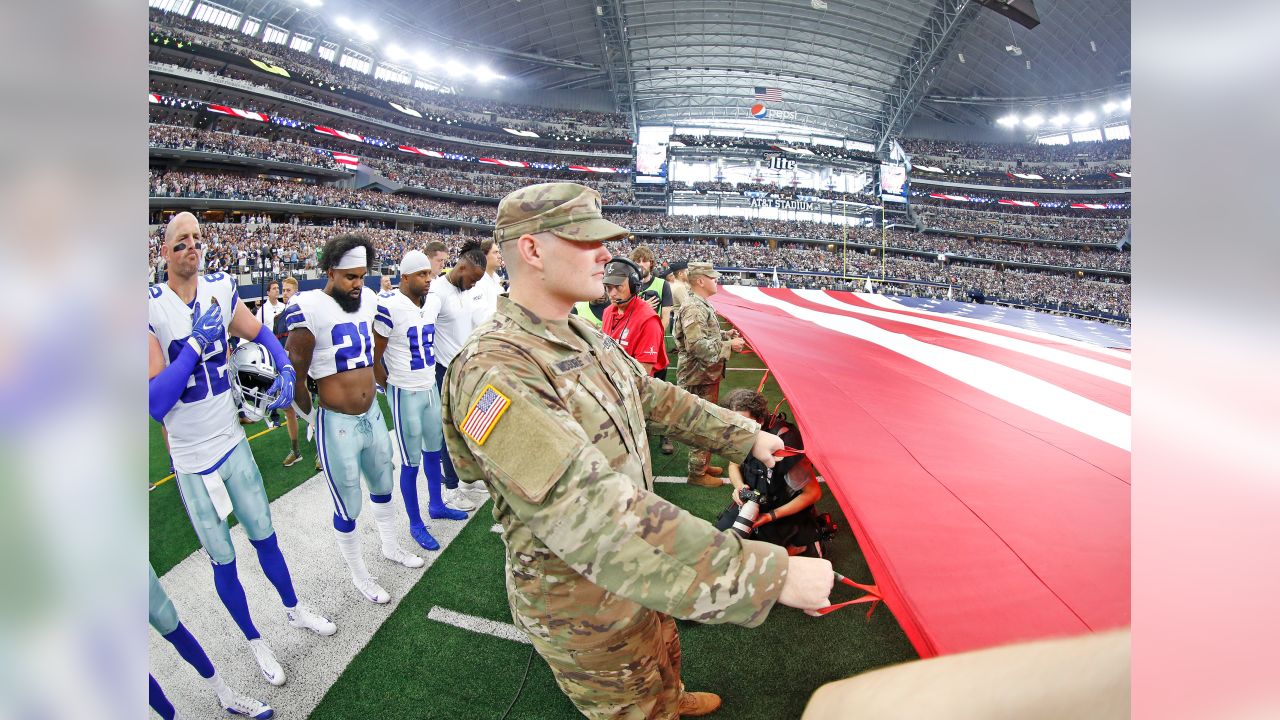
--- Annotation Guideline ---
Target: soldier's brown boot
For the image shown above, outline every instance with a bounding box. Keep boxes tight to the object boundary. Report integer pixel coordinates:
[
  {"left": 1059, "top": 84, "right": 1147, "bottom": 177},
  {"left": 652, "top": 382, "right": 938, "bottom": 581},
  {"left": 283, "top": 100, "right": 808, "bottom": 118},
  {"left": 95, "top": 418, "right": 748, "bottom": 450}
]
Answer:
[
  {"left": 687, "top": 473, "right": 722, "bottom": 488},
  {"left": 678, "top": 691, "right": 722, "bottom": 716},
  {"left": 660, "top": 436, "right": 674, "bottom": 455},
  {"left": 705, "top": 465, "right": 724, "bottom": 477}
]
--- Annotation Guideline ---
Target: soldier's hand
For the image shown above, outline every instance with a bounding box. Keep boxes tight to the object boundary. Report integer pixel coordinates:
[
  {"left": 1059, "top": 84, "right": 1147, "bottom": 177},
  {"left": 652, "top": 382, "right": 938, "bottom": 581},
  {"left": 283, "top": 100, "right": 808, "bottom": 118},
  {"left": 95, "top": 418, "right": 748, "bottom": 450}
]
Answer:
[
  {"left": 749, "top": 430, "right": 784, "bottom": 468},
  {"left": 730, "top": 337, "right": 746, "bottom": 352},
  {"left": 779, "top": 556, "right": 834, "bottom": 613}
]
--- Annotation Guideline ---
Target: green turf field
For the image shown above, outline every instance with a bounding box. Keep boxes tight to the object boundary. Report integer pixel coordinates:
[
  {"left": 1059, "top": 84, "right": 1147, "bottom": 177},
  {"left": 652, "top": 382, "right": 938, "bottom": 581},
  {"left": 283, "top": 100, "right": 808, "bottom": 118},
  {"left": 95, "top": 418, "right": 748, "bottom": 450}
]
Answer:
[{"left": 149, "top": 329, "right": 919, "bottom": 718}]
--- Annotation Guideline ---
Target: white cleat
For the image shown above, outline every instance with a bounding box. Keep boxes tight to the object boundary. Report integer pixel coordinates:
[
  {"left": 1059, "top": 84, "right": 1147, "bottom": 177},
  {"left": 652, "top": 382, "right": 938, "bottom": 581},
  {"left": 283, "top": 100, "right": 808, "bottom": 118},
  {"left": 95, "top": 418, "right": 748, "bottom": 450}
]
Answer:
[
  {"left": 220, "top": 688, "right": 274, "bottom": 718},
  {"left": 443, "top": 487, "right": 476, "bottom": 512},
  {"left": 353, "top": 576, "right": 390, "bottom": 604},
  {"left": 247, "top": 638, "right": 285, "bottom": 686},
  {"left": 382, "top": 544, "right": 425, "bottom": 569},
  {"left": 286, "top": 603, "right": 336, "bottom": 636},
  {"left": 460, "top": 480, "right": 489, "bottom": 502}
]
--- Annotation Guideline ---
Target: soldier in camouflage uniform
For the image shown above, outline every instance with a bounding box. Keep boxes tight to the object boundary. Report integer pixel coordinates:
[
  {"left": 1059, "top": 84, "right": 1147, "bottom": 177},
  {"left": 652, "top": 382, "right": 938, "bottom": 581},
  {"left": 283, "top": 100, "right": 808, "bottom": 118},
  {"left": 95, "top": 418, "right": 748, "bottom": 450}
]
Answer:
[
  {"left": 672, "top": 262, "right": 746, "bottom": 487},
  {"left": 441, "top": 182, "right": 834, "bottom": 719}
]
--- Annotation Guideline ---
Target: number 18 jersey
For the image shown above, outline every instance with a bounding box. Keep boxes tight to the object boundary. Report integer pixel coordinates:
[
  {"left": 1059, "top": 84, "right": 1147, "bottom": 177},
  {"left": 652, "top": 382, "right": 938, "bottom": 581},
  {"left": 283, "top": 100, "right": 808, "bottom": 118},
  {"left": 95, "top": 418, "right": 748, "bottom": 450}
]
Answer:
[
  {"left": 282, "top": 287, "right": 377, "bottom": 379},
  {"left": 148, "top": 272, "right": 242, "bottom": 474},
  {"left": 373, "top": 289, "right": 440, "bottom": 390}
]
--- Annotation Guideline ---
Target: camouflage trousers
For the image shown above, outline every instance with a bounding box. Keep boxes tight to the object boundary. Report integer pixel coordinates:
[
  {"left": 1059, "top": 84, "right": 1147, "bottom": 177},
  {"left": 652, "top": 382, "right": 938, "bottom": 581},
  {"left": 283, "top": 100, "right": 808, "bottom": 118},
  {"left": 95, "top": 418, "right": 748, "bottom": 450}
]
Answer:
[
  {"left": 679, "top": 382, "right": 720, "bottom": 476},
  {"left": 525, "top": 610, "right": 684, "bottom": 719}
]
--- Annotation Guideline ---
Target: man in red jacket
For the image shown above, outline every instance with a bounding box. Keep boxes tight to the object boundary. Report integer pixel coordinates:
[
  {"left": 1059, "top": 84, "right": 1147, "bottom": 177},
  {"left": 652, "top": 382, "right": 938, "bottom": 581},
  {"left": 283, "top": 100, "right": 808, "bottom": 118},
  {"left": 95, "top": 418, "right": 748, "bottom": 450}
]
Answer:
[{"left": 601, "top": 257, "right": 668, "bottom": 376}]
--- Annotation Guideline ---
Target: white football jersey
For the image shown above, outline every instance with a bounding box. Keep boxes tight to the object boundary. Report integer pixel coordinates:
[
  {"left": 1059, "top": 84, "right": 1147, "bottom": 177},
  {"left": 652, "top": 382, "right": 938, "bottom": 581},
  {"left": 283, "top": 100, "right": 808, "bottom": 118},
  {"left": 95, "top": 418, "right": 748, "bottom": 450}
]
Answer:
[
  {"left": 373, "top": 289, "right": 441, "bottom": 390},
  {"left": 467, "top": 272, "right": 502, "bottom": 326},
  {"left": 427, "top": 277, "right": 473, "bottom": 368},
  {"left": 283, "top": 287, "right": 378, "bottom": 379},
  {"left": 148, "top": 272, "right": 243, "bottom": 474}
]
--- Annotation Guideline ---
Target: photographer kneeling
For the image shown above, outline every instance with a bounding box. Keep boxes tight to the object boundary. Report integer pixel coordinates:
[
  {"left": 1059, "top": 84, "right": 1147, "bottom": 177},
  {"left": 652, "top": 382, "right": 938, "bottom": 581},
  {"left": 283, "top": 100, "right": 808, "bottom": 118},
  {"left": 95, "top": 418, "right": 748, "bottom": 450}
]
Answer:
[{"left": 715, "top": 389, "right": 827, "bottom": 556}]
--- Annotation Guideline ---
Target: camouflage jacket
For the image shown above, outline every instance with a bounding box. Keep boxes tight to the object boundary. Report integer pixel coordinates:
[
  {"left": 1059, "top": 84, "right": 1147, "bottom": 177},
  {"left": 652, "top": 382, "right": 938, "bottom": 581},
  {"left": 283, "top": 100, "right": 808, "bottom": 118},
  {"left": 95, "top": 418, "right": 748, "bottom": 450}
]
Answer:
[
  {"left": 442, "top": 296, "right": 788, "bottom": 653},
  {"left": 672, "top": 292, "right": 732, "bottom": 386}
]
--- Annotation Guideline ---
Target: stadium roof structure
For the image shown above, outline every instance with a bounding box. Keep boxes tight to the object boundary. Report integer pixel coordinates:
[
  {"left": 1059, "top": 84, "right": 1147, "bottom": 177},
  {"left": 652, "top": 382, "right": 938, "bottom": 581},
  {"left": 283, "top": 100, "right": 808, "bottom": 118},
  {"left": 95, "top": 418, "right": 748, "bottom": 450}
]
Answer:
[{"left": 220, "top": 0, "right": 1130, "bottom": 145}]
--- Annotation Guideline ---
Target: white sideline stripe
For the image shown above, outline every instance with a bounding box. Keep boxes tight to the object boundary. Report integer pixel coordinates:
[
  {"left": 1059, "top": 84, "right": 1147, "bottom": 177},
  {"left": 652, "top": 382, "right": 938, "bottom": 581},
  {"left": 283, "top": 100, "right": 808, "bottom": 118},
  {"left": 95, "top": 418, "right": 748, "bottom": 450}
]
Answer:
[
  {"left": 426, "top": 606, "right": 531, "bottom": 645},
  {"left": 860, "top": 292, "right": 1132, "bottom": 361},
  {"left": 793, "top": 289, "right": 1130, "bottom": 386},
  {"left": 151, "top": 427, "right": 484, "bottom": 720},
  {"left": 654, "top": 475, "right": 825, "bottom": 485},
  {"left": 728, "top": 286, "right": 1130, "bottom": 451}
]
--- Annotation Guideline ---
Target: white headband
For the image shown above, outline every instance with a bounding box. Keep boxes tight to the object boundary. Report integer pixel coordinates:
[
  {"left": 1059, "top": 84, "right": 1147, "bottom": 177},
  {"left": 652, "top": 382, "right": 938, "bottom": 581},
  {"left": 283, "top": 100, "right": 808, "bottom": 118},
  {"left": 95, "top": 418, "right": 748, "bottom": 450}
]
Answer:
[
  {"left": 333, "top": 245, "right": 367, "bottom": 270},
  {"left": 399, "top": 250, "right": 431, "bottom": 276}
]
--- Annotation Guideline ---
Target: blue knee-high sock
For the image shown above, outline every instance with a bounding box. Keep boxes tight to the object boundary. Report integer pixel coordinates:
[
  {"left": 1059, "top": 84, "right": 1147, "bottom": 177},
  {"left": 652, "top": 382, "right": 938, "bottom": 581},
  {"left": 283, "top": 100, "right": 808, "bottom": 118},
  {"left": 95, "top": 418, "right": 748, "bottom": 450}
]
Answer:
[
  {"left": 424, "top": 451, "right": 447, "bottom": 510},
  {"left": 250, "top": 533, "right": 298, "bottom": 609},
  {"left": 211, "top": 559, "right": 260, "bottom": 641},
  {"left": 162, "top": 621, "right": 215, "bottom": 678},
  {"left": 399, "top": 463, "right": 425, "bottom": 528},
  {"left": 149, "top": 675, "right": 176, "bottom": 720}
]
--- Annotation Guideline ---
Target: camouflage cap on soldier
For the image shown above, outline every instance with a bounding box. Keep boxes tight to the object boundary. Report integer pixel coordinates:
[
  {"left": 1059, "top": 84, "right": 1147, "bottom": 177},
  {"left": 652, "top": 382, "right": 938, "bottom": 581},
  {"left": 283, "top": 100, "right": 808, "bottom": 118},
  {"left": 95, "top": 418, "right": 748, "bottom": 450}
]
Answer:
[
  {"left": 494, "top": 182, "right": 630, "bottom": 243},
  {"left": 686, "top": 261, "right": 721, "bottom": 280}
]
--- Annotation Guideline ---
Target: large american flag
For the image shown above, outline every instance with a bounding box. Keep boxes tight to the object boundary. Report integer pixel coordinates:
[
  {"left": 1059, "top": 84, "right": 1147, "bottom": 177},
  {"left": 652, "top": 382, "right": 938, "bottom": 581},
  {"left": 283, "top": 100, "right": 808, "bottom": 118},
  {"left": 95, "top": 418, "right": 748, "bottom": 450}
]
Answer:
[
  {"left": 754, "top": 86, "right": 783, "bottom": 102},
  {"left": 712, "top": 287, "right": 1130, "bottom": 657}
]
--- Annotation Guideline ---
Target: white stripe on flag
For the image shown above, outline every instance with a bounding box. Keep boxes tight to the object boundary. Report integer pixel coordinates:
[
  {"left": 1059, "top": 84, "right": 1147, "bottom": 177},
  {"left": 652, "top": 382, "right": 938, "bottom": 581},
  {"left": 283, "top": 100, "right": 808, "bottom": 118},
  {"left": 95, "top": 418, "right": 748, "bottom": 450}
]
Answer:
[
  {"left": 793, "top": 290, "right": 1130, "bottom": 385},
  {"left": 727, "top": 287, "right": 1131, "bottom": 451}
]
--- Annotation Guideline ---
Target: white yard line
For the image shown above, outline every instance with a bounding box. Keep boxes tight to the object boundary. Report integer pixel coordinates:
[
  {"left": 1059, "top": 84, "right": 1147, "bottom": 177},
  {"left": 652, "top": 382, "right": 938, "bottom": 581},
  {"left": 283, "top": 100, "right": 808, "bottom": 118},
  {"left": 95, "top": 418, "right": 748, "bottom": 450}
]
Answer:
[{"left": 425, "top": 606, "right": 531, "bottom": 645}]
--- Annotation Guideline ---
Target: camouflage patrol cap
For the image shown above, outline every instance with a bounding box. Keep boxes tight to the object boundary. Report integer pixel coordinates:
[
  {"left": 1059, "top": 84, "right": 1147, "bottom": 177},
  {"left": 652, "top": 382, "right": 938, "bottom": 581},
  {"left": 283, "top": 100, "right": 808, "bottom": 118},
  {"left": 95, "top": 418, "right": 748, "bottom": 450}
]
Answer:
[
  {"left": 494, "top": 182, "right": 630, "bottom": 243},
  {"left": 686, "top": 261, "right": 721, "bottom": 280}
]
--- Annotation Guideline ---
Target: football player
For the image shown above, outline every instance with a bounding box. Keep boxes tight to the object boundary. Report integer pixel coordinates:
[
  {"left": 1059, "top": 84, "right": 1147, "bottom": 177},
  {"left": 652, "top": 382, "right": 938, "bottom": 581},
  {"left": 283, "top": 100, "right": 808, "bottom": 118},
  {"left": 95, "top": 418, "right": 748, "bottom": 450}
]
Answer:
[
  {"left": 148, "top": 213, "right": 335, "bottom": 688},
  {"left": 150, "top": 565, "right": 272, "bottom": 718},
  {"left": 373, "top": 251, "right": 469, "bottom": 552},
  {"left": 282, "top": 234, "right": 424, "bottom": 605}
]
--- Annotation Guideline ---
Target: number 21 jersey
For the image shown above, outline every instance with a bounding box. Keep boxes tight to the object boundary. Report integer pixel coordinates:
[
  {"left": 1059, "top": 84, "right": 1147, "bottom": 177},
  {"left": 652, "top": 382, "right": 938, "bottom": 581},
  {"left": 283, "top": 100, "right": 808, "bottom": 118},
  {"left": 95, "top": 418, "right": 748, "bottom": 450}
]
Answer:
[{"left": 282, "top": 287, "right": 377, "bottom": 379}]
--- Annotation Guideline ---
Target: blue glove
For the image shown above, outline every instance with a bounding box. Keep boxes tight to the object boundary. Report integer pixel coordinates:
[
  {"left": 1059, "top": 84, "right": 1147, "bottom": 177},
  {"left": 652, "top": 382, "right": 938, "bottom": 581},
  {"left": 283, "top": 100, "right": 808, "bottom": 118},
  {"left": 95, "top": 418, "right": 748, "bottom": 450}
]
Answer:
[
  {"left": 266, "top": 365, "right": 296, "bottom": 411},
  {"left": 188, "top": 300, "right": 223, "bottom": 354}
]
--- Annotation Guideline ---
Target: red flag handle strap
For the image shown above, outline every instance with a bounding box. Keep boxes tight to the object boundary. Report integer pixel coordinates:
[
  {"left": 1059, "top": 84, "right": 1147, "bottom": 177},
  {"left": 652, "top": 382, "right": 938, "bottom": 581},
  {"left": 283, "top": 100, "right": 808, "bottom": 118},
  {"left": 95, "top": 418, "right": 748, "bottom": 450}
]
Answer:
[{"left": 815, "top": 572, "right": 883, "bottom": 619}]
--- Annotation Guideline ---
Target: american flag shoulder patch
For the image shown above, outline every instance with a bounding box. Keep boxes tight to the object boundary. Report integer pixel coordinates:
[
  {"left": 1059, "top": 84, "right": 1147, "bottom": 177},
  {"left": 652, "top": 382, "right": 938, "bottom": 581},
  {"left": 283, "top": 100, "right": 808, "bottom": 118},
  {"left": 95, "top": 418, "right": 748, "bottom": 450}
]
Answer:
[{"left": 460, "top": 385, "right": 512, "bottom": 445}]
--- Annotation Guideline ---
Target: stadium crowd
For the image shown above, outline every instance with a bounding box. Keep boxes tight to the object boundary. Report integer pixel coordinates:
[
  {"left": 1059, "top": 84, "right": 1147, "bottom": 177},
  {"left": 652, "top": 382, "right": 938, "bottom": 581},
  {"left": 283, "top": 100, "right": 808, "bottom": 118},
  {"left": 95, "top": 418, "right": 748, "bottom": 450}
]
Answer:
[
  {"left": 149, "top": 169, "right": 495, "bottom": 223},
  {"left": 913, "top": 206, "right": 1130, "bottom": 244},
  {"left": 150, "top": 168, "right": 1128, "bottom": 274},
  {"left": 147, "top": 75, "right": 629, "bottom": 163},
  {"left": 148, "top": 123, "right": 339, "bottom": 169},
  {"left": 146, "top": 217, "right": 1128, "bottom": 317},
  {"left": 901, "top": 137, "right": 1131, "bottom": 164},
  {"left": 148, "top": 11, "right": 629, "bottom": 134}
]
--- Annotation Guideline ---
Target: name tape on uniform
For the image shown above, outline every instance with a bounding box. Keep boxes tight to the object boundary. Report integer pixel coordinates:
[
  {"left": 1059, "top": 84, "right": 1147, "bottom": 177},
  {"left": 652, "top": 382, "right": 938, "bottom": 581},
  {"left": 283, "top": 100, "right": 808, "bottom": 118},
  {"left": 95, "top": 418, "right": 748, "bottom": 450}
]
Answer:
[{"left": 461, "top": 385, "right": 512, "bottom": 445}]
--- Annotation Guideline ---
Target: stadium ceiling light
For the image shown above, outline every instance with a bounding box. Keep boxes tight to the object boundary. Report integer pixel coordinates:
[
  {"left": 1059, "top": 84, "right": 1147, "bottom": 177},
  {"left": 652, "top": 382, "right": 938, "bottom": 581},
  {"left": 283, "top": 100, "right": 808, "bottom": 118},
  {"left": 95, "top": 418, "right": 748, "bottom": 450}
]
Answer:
[
  {"left": 1102, "top": 101, "right": 1119, "bottom": 113},
  {"left": 1022, "top": 114, "right": 1044, "bottom": 128},
  {"left": 474, "top": 65, "right": 502, "bottom": 83},
  {"left": 1074, "top": 111, "right": 1096, "bottom": 125},
  {"left": 445, "top": 59, "right": 468, "bottom": 77},
  {"left": 997, "top": 114, "right": 1020, "bottom": 127},
  {"left": 386, "top": 44, "right": 406, "bottom": 60},
  {"left": 1121, "top": 97, "right": 1131, "bottom": 111},
  {"left": 334, "top": 16, "right": 354, "bottom": 30},
  {"left": 413, "top": 52, "right": 434, "bottom": 69},
  {"left": 299, "top": 0, "right": 322, "bottom": 7},
  {"left": 1051, "top": 113, "right": 1069, "bottom": 126},
  {"left": 356, "top": 23, "right": 378, "bottom": 41}
]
